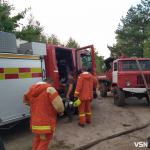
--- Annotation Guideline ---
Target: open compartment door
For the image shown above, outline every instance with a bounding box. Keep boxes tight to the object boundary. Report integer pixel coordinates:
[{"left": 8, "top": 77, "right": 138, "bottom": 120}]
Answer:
[
  {"left": 75, "top": 45, "right": 97, "bottom": 76},
  {"left": 55, "top": 47, "right": 75, "bottom": 88}
]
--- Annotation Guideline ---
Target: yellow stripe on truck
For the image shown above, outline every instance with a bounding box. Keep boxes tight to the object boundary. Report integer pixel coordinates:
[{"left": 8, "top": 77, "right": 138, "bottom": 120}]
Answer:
[
  {"left": 31, "top": 68, "right": 42, "bottom": 73},
  {"left": 0, "top": 74, "right": 4, "bottom": 80},
  {"left": 0, "top": 54, "right": 40, "bottom": 59},
  {"left": 19, "top": 73, "right": 31, "bottom": 79},
  {"left": 4, "top": 68, "right": 18, "bottom": 74}
]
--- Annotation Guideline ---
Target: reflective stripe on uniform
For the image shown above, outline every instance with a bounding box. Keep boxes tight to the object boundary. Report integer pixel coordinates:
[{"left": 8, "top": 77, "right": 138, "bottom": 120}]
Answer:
[
  {"left": 86, "top": 112, "right": 91, "bottom": 115},
  {"left": 53, "top": 127, "right": 56, "bottom": 131},
  {"left": 79, "top": 114, "right": 85, "bottom": 117},
  {"left": 75, "top": 91, "right": 79, "bottom": 94},
  {"left": 32, "top": 126, "right": 51, "bottom": 130}
]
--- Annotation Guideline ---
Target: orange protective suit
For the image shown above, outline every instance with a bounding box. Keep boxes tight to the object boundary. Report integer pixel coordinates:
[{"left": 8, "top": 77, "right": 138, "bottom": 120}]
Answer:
[
  {"left": 23, "top": 82, "right": 64, "bottom": 150},
  {"left": 74, "top": 72, "right": 97, "bottom": 124}
]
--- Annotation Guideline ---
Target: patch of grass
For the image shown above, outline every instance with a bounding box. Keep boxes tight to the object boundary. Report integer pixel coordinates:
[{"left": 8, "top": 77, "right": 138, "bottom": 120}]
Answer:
[
  {"left": 97, "top": 133, "right": 101, "bottom": 136},
  {"left": 54, "top": 140, "right": 74, "bottom": 149},
  {"left": 122, "top": 124, "right": 131, "bottom": 127},
  {"left": 121, "top": 107, "right": 125, "bottom": 109}
]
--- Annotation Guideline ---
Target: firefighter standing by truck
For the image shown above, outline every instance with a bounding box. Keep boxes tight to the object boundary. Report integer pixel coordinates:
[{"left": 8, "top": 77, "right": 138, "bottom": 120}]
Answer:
[
  {"left": 61, "top": 71, "right": 76, "bottom": 123},
  {"left": 23, "top": 77, "right": 64, "bottom": 150},
  {"left": 74, "top": 67, "right": 97, "bottom": 127}
]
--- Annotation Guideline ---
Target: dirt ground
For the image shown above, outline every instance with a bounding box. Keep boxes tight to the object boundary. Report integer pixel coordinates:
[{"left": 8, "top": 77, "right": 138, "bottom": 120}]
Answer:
[{"left": 1, "top": 92, "right": 150, "bottom": 150}]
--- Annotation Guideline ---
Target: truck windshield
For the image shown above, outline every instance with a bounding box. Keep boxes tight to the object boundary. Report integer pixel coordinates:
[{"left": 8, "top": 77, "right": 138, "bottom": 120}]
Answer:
[
  {"left": 81, "top": 53, "right": 91, "bottom": 67},
  {"left": 76, "top": 47, "right": 92, "bottom": 70},
  {"left": 122, "top": 60, "right": 150, "bottom": 71}
]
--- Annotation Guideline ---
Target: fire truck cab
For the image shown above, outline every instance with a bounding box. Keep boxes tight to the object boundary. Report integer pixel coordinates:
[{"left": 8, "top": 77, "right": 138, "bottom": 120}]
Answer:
[
  {"left": 45, "top": 45, "right": 97, "bottom": 99},
  {"left": 98, "top": 58, "right": 150, "bottom": 106}
]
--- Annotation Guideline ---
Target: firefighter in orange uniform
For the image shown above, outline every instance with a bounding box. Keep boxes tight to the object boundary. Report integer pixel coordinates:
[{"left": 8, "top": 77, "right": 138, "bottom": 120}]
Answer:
[
  {"left": 74, "top": 67, "right": 97, "bottom": 127},
  {"left": 23, "top": 77, "right": 64, "bottom": 150}
]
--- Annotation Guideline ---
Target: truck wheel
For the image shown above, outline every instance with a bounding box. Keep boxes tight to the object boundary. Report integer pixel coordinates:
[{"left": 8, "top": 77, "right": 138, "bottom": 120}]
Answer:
[
  {"left": 114, "top": 86, "right": 125, "bottom": 107},
  {"left": 100, "top": 83, "right": 107, "bottom": 97},
  {"left": 146, "top": 95, "right": 150, "bottom": 104}
]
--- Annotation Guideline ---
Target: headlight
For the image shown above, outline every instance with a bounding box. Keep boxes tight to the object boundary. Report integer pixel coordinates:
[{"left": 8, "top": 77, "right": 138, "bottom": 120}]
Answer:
[{"left": 126, "top": 82, "right": 130, "bottom": 87}]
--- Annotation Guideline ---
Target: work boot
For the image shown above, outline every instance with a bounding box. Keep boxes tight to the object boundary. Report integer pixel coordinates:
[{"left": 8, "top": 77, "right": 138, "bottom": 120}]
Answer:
[
  {"left": 78, "top": 123, "right": 84, "bottom": 128},
  {"left": 65, "top": 114, "right": 73, "bottom": 123},
  {"left": 86, "top": 121, "right": 91, "bottom": 124},
  {"left": 147, "top": 137, "right": 150, "bottom": 148}
]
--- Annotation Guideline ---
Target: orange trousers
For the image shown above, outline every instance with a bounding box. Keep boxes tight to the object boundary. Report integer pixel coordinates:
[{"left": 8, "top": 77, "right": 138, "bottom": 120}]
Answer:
[
  {"left": 32, "top": 133, "right": 53, "bottom": 150},
  {"left": 79, "top": 100, "right": 91, "bottom": 124}
]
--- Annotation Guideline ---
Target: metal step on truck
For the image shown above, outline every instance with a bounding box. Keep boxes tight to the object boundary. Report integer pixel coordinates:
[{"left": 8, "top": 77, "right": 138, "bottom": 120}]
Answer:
[
  {"left": 0, "top": 32, "right": 97, "bottom": 126},
  {"left": 98, "top": 58, "right": 150, "bottom": 106}
]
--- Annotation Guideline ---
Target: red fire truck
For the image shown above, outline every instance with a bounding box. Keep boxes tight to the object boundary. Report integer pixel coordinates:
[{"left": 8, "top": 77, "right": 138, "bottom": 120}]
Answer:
[
  {"left": 0, "top": 32, "right": 97, "bottom": 126},
  {"left": 98, "top": 58, "right": 150, "bottom": 106}
]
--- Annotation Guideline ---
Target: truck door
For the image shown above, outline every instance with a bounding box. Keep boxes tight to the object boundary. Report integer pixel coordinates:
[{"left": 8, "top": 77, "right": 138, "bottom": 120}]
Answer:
[
  {"left": 113, "top": 61, "right": 118, "bottom": 83},
  {"left": 75, "top": 45, "right": 97, "bottom": 77}
]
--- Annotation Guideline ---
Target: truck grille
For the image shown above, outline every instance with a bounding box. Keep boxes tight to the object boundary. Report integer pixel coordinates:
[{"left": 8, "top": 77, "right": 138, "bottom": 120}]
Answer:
[{"left": 137, "top": 75, "right": 150, "bottom": 85}]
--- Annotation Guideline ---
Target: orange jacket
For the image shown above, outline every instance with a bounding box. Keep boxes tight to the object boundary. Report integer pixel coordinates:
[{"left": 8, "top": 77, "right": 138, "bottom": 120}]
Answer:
[
  {"left": 74, "top": 72, "right": 97, "bottom": 100},
  {"left": 23, "top": 82, "right": 64, "bottom": 134}
]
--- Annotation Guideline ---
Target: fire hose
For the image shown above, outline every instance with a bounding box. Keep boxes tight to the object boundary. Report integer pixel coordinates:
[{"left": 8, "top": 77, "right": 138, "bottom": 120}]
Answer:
[
  {"left": 73, "top": 57, "right": 150, "bottom": 150},
  {"left": 73, "top": 122, "right": 150, "bottom": 150}
]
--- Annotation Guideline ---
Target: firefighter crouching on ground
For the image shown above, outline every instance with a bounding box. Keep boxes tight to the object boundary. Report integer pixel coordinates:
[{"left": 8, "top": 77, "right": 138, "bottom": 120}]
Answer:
[
  {"left": 74, "top": 67, "right": 97, "bottom": 127},
  {"left": 23, "top": 77, "right": 64, "bottom": 150}
]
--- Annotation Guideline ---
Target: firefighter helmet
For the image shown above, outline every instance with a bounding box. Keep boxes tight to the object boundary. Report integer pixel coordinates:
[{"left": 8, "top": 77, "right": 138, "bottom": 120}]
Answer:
[{"left": 73, "top": 98, "right": 81, "bottom": 107}]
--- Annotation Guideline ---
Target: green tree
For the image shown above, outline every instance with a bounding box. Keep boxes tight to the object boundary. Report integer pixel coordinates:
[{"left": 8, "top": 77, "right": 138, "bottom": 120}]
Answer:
[
  {"left": 0, "top": 2, "right": 30, "bottom": 33},
  {"left": 47, "top": 34, "right": 60, "bottom": 45},
  {"left": 0, "top": 2, "right": 45, "bottom": 43},
  {"left": 143, "top": 25, "right": 150, "bottom": 58},
  {"left": 16, "top": 14, "right": 46, "bottom": 43},
  {"left": 65, "top": 37, "right": 80, "bottom": 49},
  {"left": 40, "top": 32, "right": 48, "bottom": 44},
  {"left": 94, "top": 50, "right": 105, "bottom": 74},
  {"left": 108, "top": 0, "right": 150, "bottom": 58}
]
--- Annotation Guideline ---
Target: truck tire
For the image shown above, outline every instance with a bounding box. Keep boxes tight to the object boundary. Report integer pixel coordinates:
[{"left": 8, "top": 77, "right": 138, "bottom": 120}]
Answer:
[
  {"left": 114, "top": 86, "right": 125, "bottom": 107},
  {"left": 100, "top": 83, "right": 107, "bottom": 97}
]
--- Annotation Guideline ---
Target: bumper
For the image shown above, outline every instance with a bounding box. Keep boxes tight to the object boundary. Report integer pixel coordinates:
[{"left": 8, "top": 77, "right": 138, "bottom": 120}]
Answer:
[{"left": 123, "top": 88, "right": 146, "bottom": 93}]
